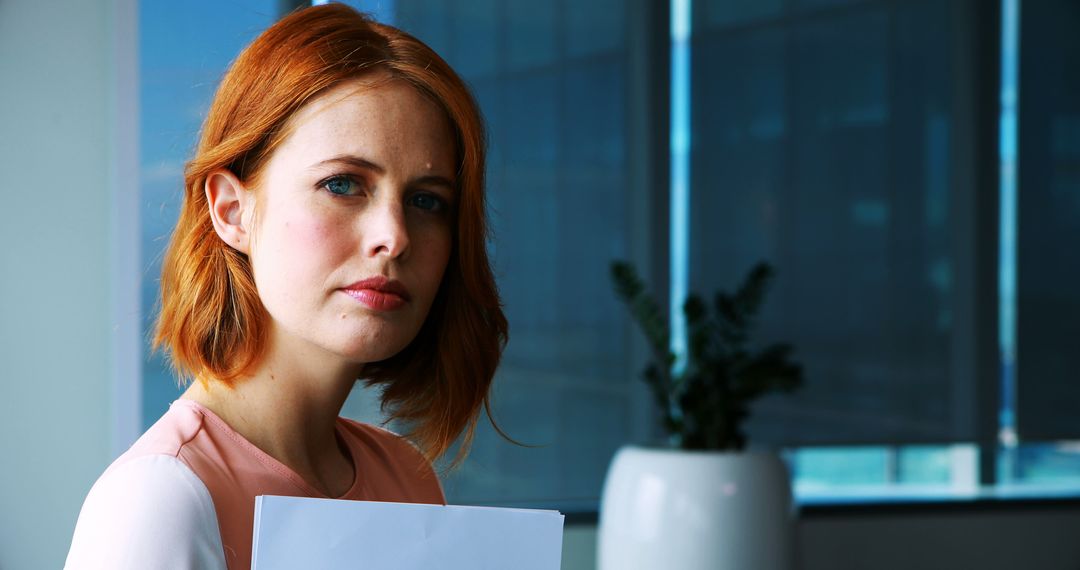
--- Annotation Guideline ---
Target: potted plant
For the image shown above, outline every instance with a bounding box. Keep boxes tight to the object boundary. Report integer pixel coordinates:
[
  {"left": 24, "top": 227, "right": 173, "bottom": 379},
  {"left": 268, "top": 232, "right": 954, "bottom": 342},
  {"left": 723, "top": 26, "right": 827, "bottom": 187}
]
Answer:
[{"left": 598, "top": 261, "right": 803, "bottom": 570}]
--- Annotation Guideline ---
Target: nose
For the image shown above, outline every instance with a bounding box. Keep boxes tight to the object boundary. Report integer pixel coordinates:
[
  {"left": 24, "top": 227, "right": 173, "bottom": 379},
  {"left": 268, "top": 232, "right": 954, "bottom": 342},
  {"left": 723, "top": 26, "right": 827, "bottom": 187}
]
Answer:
[{"left": 362, "top": 196, "right": 410, "bottom": 259}]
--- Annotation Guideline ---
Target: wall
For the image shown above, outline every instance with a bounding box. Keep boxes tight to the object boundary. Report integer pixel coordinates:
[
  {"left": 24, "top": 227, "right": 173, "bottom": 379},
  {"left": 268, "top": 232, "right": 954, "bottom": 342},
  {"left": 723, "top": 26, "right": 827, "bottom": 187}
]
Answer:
[
  {"left": 797, "top": 506, "right": 1080, "bottom": 569},
  {"left": 562, "top": 507, "right": 1080, "bottom": 570},
  {"left": 0, "top": 1, "right": 134, "bottom": 568}
]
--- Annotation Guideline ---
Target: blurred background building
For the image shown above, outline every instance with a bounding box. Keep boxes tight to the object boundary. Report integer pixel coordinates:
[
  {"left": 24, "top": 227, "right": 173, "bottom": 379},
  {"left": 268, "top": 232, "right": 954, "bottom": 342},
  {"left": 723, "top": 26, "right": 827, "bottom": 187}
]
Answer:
[{"left": 3, "top": 0, "right": 1080, "bottom": 568}]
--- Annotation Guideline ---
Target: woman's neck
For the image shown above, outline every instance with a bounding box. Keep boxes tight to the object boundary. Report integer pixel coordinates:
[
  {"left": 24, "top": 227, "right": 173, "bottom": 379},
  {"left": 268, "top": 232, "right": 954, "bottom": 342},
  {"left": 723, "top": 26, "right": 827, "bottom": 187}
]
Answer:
[{"left": 180, "top": 339, "right": 364, "bottom": 497}]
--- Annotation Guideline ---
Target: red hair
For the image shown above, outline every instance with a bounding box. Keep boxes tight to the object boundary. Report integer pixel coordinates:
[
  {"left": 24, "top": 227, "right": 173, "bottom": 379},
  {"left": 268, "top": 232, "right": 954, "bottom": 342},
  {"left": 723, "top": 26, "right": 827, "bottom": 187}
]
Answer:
[{"left": 154, "top": 4, "right": 508, "bottom": 467}]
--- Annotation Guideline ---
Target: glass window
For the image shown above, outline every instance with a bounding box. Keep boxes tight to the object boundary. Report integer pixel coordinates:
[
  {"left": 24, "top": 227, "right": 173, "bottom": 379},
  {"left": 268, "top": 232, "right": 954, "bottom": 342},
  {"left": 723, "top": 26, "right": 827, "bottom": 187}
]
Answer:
[
  {"left": 690, "top": 0, "right": 971, "bottom": 447},
  {"left": 140, "top": 0, "right": 277, "bottom": 428},
  {"left": 389, "top": 0, "right": 649, "bottom": 510},
  {"left": 1015, "top": 0, "right": 1080, "bottom": 441},
  {"left": 137, "top": 0, "right": 1080, "bottom": 512},
  {"left": 139, "top": 0, "right": 654, "bottom": 510}
]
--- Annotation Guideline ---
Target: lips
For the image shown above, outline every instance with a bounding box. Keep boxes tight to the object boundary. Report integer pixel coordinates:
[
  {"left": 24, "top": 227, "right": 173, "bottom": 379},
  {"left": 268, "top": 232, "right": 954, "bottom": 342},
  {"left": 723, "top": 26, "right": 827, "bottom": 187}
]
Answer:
[{"left": 340, "top": 276, "right": 410, "bottom": 311}]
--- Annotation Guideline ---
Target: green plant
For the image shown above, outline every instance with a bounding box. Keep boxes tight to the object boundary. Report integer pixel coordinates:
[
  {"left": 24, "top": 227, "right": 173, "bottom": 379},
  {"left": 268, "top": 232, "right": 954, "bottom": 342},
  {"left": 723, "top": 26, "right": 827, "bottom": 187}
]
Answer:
[{"left": 610, "top": 261, "right": 803, "bottom": 451}]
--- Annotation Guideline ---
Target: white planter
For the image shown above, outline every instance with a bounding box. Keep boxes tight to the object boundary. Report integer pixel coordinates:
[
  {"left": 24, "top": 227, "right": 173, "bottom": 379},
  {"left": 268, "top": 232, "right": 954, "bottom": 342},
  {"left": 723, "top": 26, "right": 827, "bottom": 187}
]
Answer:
[{"left": 597, "top": 445, "right": 794, "bottom": 570}]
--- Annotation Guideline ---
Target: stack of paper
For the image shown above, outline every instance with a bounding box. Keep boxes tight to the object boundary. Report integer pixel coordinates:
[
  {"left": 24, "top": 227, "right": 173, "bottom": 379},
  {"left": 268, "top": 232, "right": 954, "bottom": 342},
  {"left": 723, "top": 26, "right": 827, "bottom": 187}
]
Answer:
[{"left": 252, "top": 496, "right": 565, "bottom": 569}]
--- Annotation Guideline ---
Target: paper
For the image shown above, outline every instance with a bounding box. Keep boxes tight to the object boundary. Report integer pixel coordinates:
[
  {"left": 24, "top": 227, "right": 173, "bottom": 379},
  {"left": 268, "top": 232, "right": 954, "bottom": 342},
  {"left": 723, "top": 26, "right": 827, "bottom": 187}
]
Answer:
[{"left": 251, "top": 495, "right": 565, "bottom": 569}]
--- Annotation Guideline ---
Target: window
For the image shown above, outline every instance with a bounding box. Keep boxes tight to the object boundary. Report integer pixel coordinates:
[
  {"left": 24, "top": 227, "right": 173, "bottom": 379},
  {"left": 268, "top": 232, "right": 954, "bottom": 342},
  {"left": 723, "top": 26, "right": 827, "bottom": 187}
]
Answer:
[
  {"left": 688, "top": 0, "right": 1080, "bottom": 498},
  {"left": 692, "top": 0, "right": 971, "bottom": 447},
  {"left": 138, "top": 0, "right": 1080, "bottom": 511},
  {"left": 139, "top": 0, "right": 658, "bottom": 512},
  {"left": 385, "top": 0, "right": 657, "bottom": 509},
  {"left": 1005, "top": 0, "right": 1080, "bottom": 489},
  {"left": 140, "top": 1, "right": 278, "bottom": 426}
]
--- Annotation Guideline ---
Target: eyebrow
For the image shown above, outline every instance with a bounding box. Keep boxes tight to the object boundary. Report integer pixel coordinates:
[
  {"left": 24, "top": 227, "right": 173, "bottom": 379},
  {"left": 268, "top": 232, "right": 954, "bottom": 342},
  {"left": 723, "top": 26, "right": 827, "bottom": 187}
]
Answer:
[{"left": 310, "top": 154, "right": 456, "bottom": 192}]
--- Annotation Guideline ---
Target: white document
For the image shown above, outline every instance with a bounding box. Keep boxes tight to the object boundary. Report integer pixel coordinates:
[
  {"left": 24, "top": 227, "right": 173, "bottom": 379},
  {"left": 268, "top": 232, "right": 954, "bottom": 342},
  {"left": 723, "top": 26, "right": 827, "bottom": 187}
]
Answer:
[{"left": 251, "top": 495, "right": 565, "bottom": 569}]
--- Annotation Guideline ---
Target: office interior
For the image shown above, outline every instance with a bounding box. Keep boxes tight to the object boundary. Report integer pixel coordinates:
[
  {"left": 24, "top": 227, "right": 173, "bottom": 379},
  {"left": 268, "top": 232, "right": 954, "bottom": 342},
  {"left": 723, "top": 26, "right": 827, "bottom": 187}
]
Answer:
[{"left": 2, "top": 0, "right": 1080, "bottom": 568}]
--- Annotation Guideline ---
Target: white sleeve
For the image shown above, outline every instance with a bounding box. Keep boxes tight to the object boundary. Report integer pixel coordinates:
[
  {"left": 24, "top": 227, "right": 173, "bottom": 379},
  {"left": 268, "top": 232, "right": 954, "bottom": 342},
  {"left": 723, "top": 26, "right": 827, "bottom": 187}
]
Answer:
[{"left": 65, "top": 454, "right": 227, "bottom": 570}]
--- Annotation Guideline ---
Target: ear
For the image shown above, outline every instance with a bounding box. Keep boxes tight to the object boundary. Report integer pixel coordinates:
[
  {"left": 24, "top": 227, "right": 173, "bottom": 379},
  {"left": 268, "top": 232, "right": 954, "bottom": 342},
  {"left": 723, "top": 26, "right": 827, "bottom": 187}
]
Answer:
[{"left": 205, "top": 168, "right": 254, "bottom": 254}]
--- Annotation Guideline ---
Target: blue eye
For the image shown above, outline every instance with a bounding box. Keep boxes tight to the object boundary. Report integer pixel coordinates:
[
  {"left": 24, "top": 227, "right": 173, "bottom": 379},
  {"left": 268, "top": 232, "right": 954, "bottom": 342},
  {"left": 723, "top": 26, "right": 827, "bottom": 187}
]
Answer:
[
  {"left": 323, "top": 175, "right": 356, "bottom": 196},
  {"left": 410, "top": 193, "right": 445, "bottom": 212}
]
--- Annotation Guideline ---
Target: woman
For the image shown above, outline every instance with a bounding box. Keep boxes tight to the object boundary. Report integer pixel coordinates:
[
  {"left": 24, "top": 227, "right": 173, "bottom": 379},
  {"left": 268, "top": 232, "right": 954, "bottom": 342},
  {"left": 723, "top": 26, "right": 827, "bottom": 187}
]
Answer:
[{"left": 65, "top": 5, "right": 507, "bottom": 569}]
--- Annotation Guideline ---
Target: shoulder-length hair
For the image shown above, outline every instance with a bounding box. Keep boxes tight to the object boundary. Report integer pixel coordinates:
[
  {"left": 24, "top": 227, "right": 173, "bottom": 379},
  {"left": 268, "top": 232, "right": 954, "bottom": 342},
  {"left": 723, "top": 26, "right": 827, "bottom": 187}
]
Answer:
[{"left": 154, "top": 3, "right": 508, "bottom": 467}]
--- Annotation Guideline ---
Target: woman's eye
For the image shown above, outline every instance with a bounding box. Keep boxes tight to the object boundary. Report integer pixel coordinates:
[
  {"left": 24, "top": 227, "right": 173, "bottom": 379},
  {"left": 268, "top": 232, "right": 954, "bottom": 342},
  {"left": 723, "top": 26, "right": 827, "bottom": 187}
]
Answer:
[
  {"left": 322, "top": 175, "right": 358, "bottom": 196},
  {"left": 410, "top": 193, "right": 446, "bottom": 212}
]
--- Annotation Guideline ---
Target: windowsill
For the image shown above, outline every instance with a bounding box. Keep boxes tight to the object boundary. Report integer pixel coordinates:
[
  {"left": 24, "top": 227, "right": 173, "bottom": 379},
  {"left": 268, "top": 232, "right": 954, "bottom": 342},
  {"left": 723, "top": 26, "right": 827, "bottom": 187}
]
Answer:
[
  {"left": 798, "top": 482, "right": 1080, "bottom": 516},
  {"left": 560, "top": 483, "right": 1080, "bottom": 525}
]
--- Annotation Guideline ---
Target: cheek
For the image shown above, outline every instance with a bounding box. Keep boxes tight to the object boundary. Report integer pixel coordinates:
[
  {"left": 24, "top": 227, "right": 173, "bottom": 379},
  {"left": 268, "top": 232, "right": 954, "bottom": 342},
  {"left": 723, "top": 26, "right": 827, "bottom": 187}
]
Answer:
[
  {"left": 419, "top": 227, "right": 454, "bottom": 293},
  {"left": 289, "top": 215, "right": 345, "bottom": 256},
  {"left": 259, "top": 209, "right": 353, "bottom": 288},
  {"left": 306, "top": 199, "right": 358, "bottom": 244}
]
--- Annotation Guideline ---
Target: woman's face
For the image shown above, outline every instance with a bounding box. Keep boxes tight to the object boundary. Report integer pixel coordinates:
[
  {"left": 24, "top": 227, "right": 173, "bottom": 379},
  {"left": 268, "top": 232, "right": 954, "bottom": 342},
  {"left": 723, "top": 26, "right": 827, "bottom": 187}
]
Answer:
[{"left": 244, "top": 76, "right": 455, "bottom": 366}]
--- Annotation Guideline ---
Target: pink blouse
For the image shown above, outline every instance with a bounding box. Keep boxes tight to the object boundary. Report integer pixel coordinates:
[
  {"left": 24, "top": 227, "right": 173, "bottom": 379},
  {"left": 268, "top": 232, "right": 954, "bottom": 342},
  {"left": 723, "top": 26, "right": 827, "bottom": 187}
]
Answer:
[{"left": 66, "top": 399, "right": 445, "bottom": 570}]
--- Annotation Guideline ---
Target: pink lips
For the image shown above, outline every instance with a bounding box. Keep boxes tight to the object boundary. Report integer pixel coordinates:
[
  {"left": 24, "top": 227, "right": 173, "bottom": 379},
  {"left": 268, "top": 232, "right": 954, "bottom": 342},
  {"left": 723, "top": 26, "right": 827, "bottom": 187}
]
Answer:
[{"left": 340, "top": 276, "right": 410, "bottom": 311}]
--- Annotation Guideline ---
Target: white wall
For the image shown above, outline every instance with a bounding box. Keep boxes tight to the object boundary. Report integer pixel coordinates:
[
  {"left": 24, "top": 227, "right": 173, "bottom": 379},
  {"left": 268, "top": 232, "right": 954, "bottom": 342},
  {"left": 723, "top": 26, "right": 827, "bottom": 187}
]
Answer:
[{"left": 0, "top": 1, "right": 136, "bottom": 568}]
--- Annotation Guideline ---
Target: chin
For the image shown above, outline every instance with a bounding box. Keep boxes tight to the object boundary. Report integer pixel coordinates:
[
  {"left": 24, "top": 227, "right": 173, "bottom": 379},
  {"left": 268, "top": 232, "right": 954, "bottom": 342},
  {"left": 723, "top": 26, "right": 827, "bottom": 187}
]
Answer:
[{"left": 332, "top": 335, "right": 414, "bottom": 365}]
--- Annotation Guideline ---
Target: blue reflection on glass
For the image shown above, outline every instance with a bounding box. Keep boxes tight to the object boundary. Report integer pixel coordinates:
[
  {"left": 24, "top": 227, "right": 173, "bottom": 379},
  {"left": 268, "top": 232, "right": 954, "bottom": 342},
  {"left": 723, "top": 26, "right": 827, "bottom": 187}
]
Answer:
[
  {"left": 997, "top": 0, "right": 1020, "bottom": 471},
  {"left": 671, "top": 0, "right": 691, "bottom": 377}
]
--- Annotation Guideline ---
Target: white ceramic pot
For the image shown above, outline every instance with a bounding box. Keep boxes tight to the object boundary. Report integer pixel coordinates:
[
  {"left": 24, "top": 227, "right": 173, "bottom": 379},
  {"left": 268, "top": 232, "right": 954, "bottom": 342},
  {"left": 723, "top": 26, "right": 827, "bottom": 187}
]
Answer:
[{"left": 597, "top": 445, "right": 794, "bottom": 570}]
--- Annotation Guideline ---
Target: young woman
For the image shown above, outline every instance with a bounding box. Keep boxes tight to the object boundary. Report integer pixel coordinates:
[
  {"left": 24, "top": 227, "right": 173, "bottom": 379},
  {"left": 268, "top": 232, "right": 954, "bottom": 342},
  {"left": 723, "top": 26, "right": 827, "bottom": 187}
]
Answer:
[{"left": 65, "top": 5, "right": 507, "bottom": 569}]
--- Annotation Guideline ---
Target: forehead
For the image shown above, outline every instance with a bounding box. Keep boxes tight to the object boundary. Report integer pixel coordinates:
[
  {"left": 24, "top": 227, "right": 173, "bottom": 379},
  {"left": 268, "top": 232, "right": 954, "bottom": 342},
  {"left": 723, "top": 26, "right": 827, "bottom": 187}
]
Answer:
[{"left": 273, "top": 75, "right": 455, "bottom": 174}]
